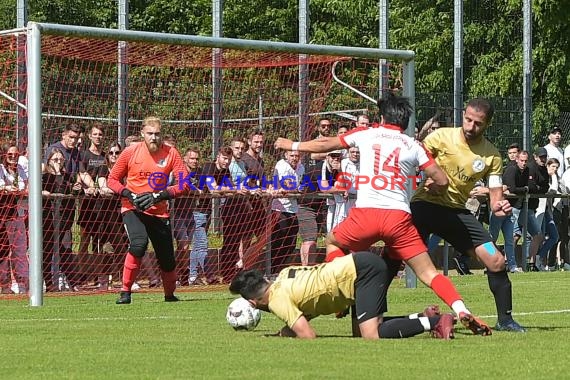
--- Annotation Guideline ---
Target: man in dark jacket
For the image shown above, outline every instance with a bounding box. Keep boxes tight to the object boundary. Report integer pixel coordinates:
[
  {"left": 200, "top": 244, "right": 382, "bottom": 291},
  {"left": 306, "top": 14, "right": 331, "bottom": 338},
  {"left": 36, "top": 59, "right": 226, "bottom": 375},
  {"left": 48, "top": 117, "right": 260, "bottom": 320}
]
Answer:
[{"left": 511, "top": 148, "right": 549, "bottom": 271}]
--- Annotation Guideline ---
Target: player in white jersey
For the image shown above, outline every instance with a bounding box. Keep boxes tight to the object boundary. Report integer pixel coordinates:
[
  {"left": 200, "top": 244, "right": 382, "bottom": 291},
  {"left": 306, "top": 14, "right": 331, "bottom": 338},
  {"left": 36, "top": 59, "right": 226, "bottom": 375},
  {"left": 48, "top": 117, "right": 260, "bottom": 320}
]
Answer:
[
  {"left": 336, "top": 125, "right": 431, "bottom": 212},
  {"left": 274, "top": 93, "right": 492, "bottom": 335}
]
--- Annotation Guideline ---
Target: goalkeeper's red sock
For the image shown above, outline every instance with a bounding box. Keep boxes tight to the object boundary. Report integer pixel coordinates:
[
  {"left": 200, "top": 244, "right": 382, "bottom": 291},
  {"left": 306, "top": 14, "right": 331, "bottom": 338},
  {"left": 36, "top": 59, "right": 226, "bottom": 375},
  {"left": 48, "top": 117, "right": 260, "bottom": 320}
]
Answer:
[
  {"left": 121, "top": 253, "right": 141, "bottom": 292},
  {"left": 161, "top": 270, "right": 177, "bottom": 297},
  {"left": 430, "top": 273, "right": 462, "bottom": 307},
  {"left": 325, "top": 248, "right": 346, "bottom": 263}
]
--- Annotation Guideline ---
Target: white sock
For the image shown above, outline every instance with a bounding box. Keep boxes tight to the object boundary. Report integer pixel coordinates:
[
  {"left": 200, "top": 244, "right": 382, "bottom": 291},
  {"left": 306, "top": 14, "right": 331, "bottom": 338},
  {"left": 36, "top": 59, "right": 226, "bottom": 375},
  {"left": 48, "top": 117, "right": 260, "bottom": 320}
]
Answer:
[
  {"left": 418, "top": 317, "right": 431, "bottom": 331},
  {"left": 451, "top": 300, "right": 470, "bottom": 316}
]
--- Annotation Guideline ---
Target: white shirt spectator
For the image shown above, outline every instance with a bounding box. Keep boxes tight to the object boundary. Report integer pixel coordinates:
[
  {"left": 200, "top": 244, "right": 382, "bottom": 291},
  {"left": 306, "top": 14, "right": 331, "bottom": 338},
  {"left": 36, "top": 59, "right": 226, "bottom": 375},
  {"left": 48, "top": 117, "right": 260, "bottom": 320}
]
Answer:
[
  {"left": 271, "top": 159, "right": 304, "bottom": 213},
  {"left": 17, "top": 155, "right": 29, "bottom": 177},
  {"left": 0, "top": 163, "right": 27, "bottom": 190}
]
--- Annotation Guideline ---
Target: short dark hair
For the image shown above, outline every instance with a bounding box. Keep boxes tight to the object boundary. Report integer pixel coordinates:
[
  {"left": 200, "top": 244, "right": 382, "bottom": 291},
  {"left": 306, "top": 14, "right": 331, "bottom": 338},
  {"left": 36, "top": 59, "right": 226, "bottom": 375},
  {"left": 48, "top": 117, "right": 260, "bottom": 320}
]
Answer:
[
  {"left": 218, "top": 146, "right": 233, "bottom": 157},
  {"left": 229, "top": 269, "right": 267, "bottom": 299},
  {"left": 90, "top": 123, "right": 105, "bottom": 134},
  {"left": 65, "top": 123, "right": 82, "bottom": 134},
  {"left": 377, "top": 92, "right": 413, "bottom": 129},
  {"left": 466, "top": 98, "right": 494, "bottom": 123},
  {"left": 247, "top": 129, "right": 264, "bottom": 141},
  {"left": 507, "top": 143, "right": 520, "bottom": 151}
]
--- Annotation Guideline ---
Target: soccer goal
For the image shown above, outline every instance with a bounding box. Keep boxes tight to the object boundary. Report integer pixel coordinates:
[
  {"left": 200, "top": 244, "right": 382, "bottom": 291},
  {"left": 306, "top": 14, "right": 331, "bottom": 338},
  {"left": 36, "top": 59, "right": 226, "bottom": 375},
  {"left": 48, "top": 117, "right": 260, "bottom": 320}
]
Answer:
[{"left": 3, "top": 23, "right": 416, "bottom": 305}]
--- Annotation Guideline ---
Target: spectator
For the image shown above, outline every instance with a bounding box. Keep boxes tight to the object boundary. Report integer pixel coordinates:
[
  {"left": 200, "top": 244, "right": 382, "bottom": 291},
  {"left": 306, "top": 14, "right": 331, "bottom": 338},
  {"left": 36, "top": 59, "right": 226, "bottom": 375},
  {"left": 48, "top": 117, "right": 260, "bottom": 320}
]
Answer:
[
  {"left": 321, "top": 151, "right": 343, "bottom": 232},
  {"left": 42, "top": 148, "right": 82, "bottom": 292},
  {"left": 270, "top": 150, "right": 304, "bottom": 274},
  {"left": 508, "top": 151, "right": 542, "bottom": 272},
  {"left": 95, "top": 143, "right": 128, "bottom": 290},
  {"left": 0, "top": 142, "right": 28, "bottom": 293},
  {"left": 241, "top": 130, "right": 271, "bottom": 270},
  {"left": 181, "top": 148, "right": 208, "bottom": 285},
  {"left": 309, "top": 118, "right": 333, "bottom": 164},
  {"left": 337, "top": 146, "right": 360, "bottom": 225},
  {"left": 124, "top": 134, "right": 141, "bottom": 147},
  {"left": 77, "top": 124, "right": 107, "bottom": 285},
  {"left": 43, "top": 124, "right": 85, "bottom": 291},
  {"left": 506, "top": 143, "right": 520, "bottom": 166},
  {"left": 354, "top": 114, "right": 370, "bottom": 129},
  {"left": 489, "top": 151, "right": 524, "bottom": 273},
  {"left": 160, "top": 134, "right": 192, "bottom": 285},
  {"left": 163, "top": 135, "right": 176, "bottom": 148},
  {"left": 536, "top": 158, "right": 561, "bottom": 270},
  {"left": 416, "top": 109, "right": 443, "bottom": 142},
  {"left": 337, "top": 125, "right": 349, "bottom": 158},
  {"left": 296, "top": 161, "right": 326, "bottom": 266},
  {"left": 337, "top": 125, "right": 349, "bottom": 135},
  {"left": 107, "top": 116, "right": 190, "bottom": 304},
  {"left": 544, "top": 126, "right": 564, "bottom": 177},
  {"left": 220, "top": 137, "right": 250, "bottom": 281},
  {"left": 200, "top": 146, "right": 233, "bottom": 283},
  {"left": 522, "top": 147, "right": 550, "bottom": 271}
]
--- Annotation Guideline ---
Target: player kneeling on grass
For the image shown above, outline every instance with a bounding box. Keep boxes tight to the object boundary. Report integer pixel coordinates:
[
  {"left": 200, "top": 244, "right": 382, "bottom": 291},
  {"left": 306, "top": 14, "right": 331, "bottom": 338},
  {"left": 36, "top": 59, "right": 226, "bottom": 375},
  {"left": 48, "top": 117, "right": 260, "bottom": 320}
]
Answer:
[{"left": 230, "top": 252, "right": 456, "bottom": 340}]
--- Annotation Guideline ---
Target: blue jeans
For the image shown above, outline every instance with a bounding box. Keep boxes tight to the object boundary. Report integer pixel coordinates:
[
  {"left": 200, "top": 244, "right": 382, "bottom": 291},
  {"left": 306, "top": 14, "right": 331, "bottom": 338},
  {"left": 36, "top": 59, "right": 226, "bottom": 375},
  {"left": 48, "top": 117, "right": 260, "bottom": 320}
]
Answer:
[
  {"left": 512, "top": 208, "right": 541, "bottom": 262},
  {"left": 427, "top": 234, "right": 442, "bottom": 253},
  {"left": 488, "top": 213, "right": 516, "bottom": 270},
  {"left": 537, "top": 211, "right": 559, "bottom": 261},
  {"left": 189, "top": 212, "right": 208, "bottom": 278}
]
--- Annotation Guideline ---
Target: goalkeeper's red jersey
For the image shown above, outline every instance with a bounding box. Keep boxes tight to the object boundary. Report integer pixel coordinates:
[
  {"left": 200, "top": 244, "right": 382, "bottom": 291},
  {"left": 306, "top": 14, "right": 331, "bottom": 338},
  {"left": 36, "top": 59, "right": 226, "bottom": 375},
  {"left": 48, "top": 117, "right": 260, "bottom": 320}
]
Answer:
[{"left": 108, "top": 142, "right": 189, "bottom": 218}]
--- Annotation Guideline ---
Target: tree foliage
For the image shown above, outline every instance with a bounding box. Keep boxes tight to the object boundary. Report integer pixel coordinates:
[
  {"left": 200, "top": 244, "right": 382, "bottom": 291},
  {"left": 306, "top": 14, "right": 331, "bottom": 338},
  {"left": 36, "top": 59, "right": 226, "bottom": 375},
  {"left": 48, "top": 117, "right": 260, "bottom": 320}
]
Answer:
[{"left": 0, "top": 0, "right": 568, "bottom": 142}]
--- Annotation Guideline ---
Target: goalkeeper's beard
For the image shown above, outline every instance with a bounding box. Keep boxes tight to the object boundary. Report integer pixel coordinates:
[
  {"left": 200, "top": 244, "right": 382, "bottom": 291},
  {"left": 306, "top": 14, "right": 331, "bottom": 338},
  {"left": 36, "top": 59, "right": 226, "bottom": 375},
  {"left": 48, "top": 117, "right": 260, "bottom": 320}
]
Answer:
[{"left": 146, "top": 141, "right": 160, "bottom": 153}]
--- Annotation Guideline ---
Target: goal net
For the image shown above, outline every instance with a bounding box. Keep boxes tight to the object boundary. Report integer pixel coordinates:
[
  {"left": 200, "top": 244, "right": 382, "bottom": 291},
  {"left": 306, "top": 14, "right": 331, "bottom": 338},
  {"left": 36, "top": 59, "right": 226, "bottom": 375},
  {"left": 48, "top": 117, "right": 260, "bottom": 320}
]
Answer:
[{"left": 1, "top": 24, "right": 414, "bottom": 301}]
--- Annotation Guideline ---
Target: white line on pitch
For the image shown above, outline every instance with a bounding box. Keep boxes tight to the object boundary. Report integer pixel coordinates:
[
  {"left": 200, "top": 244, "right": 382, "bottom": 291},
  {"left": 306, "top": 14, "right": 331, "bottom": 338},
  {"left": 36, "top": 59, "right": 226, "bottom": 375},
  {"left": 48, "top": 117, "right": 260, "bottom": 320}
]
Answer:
[
  {"left": 0, "top": 316, "right": 195, "bottom": 322},
  {"left": 480, "top": 309, "right": 570, "bottom": 319}
]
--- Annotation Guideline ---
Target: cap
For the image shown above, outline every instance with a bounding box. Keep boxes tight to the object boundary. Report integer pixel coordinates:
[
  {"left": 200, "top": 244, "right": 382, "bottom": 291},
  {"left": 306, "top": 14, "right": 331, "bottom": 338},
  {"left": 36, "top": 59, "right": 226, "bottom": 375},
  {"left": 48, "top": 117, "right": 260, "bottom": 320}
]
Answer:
[
  {"left": 549, "top": 126, "right": 562, "bottom": 134},
  {"left": 535, "top": 147, "right": 548, "bottom": 157},
  {"left": 327, "top": 150, "right": 343, "bottom": 156}
]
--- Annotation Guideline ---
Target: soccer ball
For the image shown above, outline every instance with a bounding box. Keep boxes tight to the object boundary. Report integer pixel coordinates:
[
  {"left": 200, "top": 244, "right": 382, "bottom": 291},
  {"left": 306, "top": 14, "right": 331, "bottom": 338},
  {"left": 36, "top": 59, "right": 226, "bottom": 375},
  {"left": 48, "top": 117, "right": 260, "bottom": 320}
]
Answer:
[{"left": 226, "top": 297, "right": 261, "bottom": 331}]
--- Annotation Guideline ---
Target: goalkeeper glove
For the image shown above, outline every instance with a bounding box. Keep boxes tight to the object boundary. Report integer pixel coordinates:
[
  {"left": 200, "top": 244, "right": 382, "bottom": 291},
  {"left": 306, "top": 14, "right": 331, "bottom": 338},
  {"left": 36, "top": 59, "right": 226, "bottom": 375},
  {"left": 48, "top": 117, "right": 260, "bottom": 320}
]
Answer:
[
  {"left": 121, "top": 189, "right": 139, "bottom": 208},
  {"left": 133, "top": 190, "right": 171, "bottom": 211}
]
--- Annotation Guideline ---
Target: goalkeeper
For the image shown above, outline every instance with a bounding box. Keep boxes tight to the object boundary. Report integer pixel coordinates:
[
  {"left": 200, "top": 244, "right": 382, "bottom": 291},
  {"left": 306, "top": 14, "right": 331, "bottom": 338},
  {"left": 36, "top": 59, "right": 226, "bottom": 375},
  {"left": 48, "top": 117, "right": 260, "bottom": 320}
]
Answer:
[
  {"left": 230, "top": 252, "right": 456, "bottom": 340},
  {"left": 108, "top": 116, "right": 190, "bottom": 304}
]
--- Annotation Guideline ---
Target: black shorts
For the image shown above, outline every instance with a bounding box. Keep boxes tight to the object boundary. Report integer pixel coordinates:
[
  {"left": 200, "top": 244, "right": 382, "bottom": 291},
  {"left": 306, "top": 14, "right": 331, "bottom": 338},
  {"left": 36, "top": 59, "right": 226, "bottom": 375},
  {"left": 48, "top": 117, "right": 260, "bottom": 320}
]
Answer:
[
  {"left": 122, "top": 210, "right": 175, "bottom": 272},
  {"left": 353, "top": 252, "right": 388, "bottom": 323},
  {"left": 411, "top": 200, "right": 492, "bottom": 254}
]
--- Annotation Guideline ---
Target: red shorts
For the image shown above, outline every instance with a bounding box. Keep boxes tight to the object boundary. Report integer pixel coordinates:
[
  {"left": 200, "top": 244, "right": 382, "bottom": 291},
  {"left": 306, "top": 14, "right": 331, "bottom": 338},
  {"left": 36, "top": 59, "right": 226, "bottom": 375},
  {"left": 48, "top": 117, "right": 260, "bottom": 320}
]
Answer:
[{"left": 332, "top": 208, "right": 427, "bottom": 261}]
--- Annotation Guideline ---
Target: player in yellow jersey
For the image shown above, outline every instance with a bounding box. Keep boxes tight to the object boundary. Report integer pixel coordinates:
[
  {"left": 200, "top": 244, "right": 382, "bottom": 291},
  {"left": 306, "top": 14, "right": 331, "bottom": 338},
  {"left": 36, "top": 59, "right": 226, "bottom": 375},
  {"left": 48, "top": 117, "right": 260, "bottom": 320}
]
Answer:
[
  {"left": 230, "top": 252, "right": 456, "bottom": 339},
  {"left": 411, "top": 98, "right": 525, "bottom": 333}
]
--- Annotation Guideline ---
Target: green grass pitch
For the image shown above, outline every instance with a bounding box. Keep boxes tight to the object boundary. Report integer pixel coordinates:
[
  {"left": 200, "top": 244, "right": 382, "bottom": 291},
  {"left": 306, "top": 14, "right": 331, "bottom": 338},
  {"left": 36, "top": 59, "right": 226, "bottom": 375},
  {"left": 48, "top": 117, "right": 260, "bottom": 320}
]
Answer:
[{"left": 1, "top": 272, "right": 569, "bottom": 379}]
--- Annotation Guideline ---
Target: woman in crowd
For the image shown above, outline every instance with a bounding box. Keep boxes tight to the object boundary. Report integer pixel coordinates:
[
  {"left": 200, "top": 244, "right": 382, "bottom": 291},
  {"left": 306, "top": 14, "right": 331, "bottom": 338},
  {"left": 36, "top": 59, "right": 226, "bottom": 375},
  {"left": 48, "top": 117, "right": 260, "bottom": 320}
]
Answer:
[
  {"left": 96, "top": 143, "right": 129, "bottom": 290},
  {"left": 0, "top": 142, "right": 28, "bottom": 293},
  {"left": 42, "top": 148, "right": 82, "bottom": 292}
]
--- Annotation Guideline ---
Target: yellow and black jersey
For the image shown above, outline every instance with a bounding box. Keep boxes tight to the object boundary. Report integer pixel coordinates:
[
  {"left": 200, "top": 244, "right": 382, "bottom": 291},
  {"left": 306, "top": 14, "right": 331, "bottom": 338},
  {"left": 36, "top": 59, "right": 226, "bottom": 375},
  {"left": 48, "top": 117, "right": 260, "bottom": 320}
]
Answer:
[
  {"left": 413, "top": 127, "right": 502, "bottom": 209},
  {"left": 268, "top": 254, "right": 357, "bottom": 328}
]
